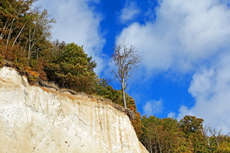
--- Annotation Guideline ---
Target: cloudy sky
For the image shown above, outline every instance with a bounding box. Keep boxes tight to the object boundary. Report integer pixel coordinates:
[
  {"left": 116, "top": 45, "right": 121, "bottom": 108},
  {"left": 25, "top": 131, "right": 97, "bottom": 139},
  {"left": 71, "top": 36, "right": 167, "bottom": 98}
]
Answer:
[{"left": 35, "top": 0, "right": 230, "bottom": 133}]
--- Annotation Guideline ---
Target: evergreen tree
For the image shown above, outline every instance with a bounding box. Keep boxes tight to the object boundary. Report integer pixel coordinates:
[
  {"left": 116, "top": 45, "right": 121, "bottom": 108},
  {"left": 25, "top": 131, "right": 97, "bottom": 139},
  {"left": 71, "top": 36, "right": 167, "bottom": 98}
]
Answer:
[{"left": 46, "top": 43, "right": 97, "bottom": 93}]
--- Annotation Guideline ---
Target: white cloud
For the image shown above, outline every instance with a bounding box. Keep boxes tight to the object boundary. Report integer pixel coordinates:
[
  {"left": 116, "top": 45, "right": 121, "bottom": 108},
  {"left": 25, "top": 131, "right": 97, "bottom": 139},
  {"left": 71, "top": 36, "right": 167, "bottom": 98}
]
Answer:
[
  {"left": 119, "top": 1, "right": 140, "bottom": 24},
  {"left": 177, "top": 54, "right": 230, "bottom": 134},
  {"left": 143, "top": 99, "right": 163, "bottom": 116},
  {"left": 116, "top": 0, "right": 230, "bottom": 73},
  {"left": 117, "top": 0, "right": 230, "bottom": 134},
  {"left": 34, "top": 0, "right": 106, "bottom": 74},
  {"left": 167, "top": 111, "right": 176, "bottom": 118}
]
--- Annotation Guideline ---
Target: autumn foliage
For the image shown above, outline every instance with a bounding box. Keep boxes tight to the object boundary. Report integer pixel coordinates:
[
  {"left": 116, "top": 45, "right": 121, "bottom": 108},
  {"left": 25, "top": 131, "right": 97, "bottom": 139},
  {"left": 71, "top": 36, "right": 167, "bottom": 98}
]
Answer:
[
  {"left": 1, "top": 1, "right": 230, "bottom": 152},
  {"left": 0, "top": 1, "right": 142, "bottom": 128},
  {"left": 140, "top": 115, "right": 230, "bottom": 153}
]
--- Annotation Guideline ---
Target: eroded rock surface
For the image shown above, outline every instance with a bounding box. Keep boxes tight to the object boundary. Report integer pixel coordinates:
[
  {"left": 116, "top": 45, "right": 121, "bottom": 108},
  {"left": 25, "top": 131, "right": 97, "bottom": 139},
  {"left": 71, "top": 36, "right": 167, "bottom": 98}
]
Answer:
[{"left": 0, "top": 67, "right": 147, "bottom": 153}]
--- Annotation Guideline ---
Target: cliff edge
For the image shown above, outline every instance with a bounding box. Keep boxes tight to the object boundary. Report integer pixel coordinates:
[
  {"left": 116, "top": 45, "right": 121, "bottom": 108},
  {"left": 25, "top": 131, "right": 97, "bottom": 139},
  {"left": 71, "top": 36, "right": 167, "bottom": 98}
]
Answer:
[{"left": 0, "top": 67, "right": 148, "bottom": 153}]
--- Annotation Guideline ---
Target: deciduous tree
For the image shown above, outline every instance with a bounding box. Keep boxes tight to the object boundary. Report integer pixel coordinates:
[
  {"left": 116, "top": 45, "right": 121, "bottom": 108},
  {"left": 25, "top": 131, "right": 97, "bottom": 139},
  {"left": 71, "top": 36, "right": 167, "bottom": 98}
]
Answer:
[{"left": 111, "top": 41, "right": 141, "bottom": 109}]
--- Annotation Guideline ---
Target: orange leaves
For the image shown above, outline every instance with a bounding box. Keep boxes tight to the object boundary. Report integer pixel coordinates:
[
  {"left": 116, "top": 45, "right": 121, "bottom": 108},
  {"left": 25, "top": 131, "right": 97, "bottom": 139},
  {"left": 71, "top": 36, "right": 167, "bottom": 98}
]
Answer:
[
  {"left": 24, "top": 66, "right": 39, "bottom": 82},
  {"left": 0, "top": 54, "right": 5, "bottom": 67},
  {"left": 131, "top": 112, "right": 143, "bottom": 138},
  {"left": 139, "top": 115, "right": 208, "bottom": 152}
]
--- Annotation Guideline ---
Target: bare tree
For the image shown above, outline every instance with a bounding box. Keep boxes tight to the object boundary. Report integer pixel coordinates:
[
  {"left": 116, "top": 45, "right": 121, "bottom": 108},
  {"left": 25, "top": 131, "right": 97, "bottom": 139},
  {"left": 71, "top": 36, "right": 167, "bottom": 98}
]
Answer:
[
  {"left": 208, "top": 127, "right": 229, "bottom": 148},
  {"left": 111, "top": 41, "right": 142, "bottom": 109},
  {"left": 26, "top": 9, "right": 55, "bottom": 62},
  {"left": 202, "top": 125, "right": 213, "bottom": 152},
  {"left": 202, "top": 125, "right": 230, "bottom": 151}
]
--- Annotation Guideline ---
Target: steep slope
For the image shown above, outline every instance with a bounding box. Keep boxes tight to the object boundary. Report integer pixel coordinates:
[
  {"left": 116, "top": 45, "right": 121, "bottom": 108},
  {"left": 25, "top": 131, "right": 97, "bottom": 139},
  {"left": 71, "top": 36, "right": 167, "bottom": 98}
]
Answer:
[{"left": 0, "top": 67, "right": 147, "bottom": 153}]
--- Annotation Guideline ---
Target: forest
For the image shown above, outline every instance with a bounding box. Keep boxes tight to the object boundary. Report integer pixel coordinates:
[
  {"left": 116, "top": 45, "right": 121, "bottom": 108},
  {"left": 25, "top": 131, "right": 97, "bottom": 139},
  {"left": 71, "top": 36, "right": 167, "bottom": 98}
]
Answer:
[{"left": 0, "top": 0, "right": 230, "bottom": 152}]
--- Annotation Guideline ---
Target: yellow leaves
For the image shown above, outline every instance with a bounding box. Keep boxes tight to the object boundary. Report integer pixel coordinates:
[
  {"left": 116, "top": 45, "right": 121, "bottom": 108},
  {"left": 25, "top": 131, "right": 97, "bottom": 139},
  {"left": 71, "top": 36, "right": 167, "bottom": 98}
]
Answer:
[
  {"left": 213, "top": 140, "right": 230, "bottom": 153},
  {"left": 24, "top": 66, "right": 39, "bottom": 82},
  {"left": 0, "top": 54, "right": 5, "bottom": 67}
]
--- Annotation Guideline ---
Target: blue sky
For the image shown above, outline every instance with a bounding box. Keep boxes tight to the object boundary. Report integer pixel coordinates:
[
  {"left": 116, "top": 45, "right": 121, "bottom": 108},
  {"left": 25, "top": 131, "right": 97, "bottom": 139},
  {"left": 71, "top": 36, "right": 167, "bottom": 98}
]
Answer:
[{"left": 35, "top": 0, "right": 230, "bottom": 133}]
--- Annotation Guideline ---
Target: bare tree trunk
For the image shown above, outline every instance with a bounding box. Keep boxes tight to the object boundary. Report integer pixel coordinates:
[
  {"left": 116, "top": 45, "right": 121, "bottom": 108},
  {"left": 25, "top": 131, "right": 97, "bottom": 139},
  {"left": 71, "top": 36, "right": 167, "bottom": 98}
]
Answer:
[
  {"left": 37, "top": 49, "right": 39, "bottom": 60},
  {"left": 150, "top": 138, "right": 153, "bottom": 153},
  {"left": 122, "top": 78, "right": 127, "bottom": 109},
  {"left": 204, "top": 134, "right": 211, "bottom": 151},
  {"left": 111, "top": 41, "right": 142, "bottom": 109},
  {"left": 209, "top": 127, "right": 221, "bottom": 149},
  {"left": 155, "top": 139, "right": 157, "bottom": 153},
  {"left": 0, "top": 20, "right": 9, "bottom": 39},
  {"left": 215, "top": 139, "right": 219, "bottom": 148},
  {"left": 12, "top": 20, "right": 27, "bottom": 50},
  {"left": 24, "top": 40, "right": 28, "bottom": 55},
  {"left": 5, "top": 19, "right": 15, "bottom": 52},
  {"left": 158, "top": 141, "right": 162, "bottom": 153},
  {"left": 28, "top": 29, "right": 32, "bottom": 64},
  {"left": 208, "top": 138, "right": 211, "bottom": 152}
]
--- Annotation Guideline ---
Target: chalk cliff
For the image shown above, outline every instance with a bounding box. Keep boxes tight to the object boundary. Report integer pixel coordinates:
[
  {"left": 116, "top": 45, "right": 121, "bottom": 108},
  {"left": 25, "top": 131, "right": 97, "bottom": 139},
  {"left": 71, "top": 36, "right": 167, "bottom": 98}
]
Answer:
[{"left": 0, "top": 67, "right": 147, "bottom": 153}]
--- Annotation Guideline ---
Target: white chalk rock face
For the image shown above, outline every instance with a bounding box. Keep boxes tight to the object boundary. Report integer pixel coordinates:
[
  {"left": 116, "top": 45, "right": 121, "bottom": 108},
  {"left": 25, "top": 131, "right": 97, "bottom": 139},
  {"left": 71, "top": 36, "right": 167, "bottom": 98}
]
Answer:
[{"left": 0, "top": 67, "right": 147, "bottom": 153}]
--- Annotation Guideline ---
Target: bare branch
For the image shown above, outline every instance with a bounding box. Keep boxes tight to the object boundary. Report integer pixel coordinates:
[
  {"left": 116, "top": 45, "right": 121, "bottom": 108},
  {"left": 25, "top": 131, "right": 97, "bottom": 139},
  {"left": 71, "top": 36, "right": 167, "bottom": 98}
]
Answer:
[
  {"left": 12, "top": 20, "right": 28, "bottom": 49},
  {"left": 112, "top": 69, "right": 122, "bottom": 82},
  {"left": 111, "top": 40, "right": 142, "bottom": 108},
  {"left": 0, "top": 20, "right": 9, "bottom": 39},
  {"left": 5, "top": 19, "right": 15, "bottom": 51}
]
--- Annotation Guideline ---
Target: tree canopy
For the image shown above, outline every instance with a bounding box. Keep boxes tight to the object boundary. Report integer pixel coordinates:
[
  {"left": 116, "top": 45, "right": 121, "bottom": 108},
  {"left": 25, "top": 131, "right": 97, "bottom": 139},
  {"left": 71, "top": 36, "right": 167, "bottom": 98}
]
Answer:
[
  {"left": 1, "top": 1, "right": 229, "bottom": 152},
  {"left": 140, "top": 115, "right": 230, "bottom": 153}
]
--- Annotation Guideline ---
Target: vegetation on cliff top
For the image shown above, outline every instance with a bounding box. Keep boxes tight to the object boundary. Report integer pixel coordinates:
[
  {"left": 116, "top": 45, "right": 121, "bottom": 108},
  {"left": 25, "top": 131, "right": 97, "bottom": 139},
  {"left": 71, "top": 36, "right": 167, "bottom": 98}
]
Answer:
[
  {"left": 1, "top": 1, "right": 230, "bottom": 152},
  {"left": 0, "top": 0, "right": 142, "bottom": 136}
]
